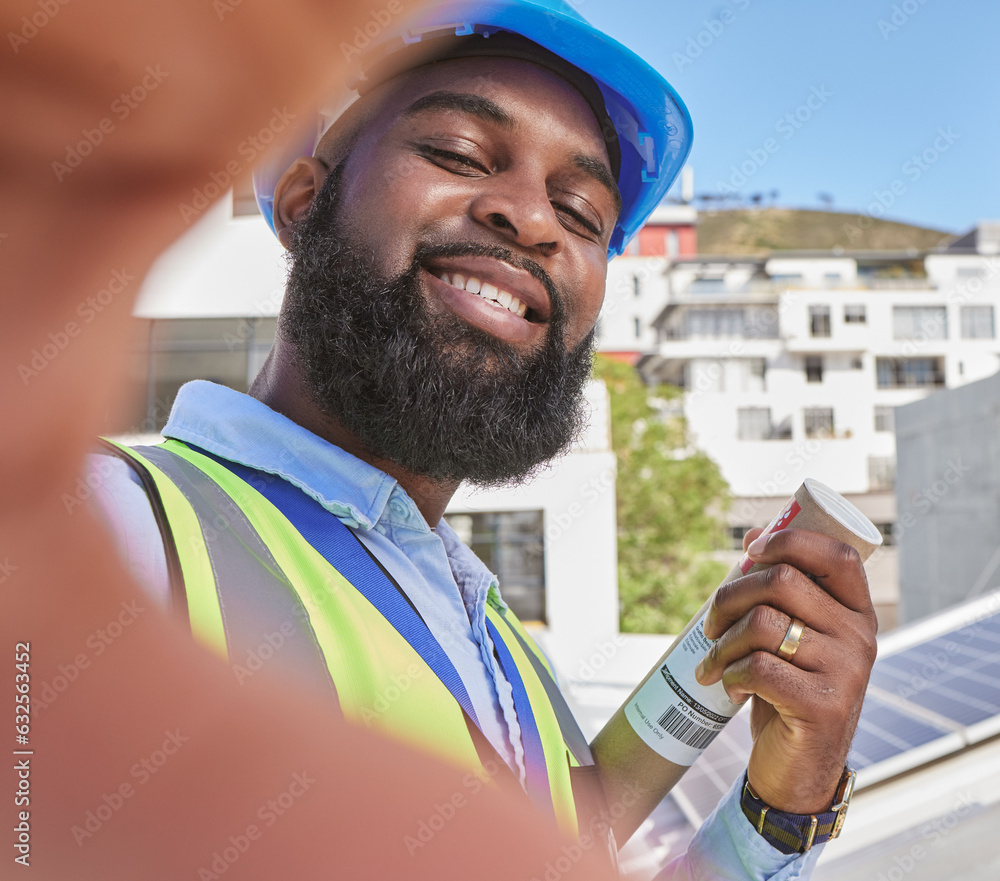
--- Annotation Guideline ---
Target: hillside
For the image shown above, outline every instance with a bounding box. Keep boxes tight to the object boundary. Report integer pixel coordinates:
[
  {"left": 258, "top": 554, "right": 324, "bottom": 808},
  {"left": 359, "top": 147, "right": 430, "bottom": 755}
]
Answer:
[{"left": 696, "top": 208, "right": 954, "bottom": 255}]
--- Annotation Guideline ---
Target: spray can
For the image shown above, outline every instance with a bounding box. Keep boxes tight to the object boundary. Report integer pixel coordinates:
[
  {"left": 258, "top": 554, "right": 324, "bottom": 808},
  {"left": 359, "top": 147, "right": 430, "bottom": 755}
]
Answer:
[{"left": 592, "top": 479, "right": 883, "bottom": 821}]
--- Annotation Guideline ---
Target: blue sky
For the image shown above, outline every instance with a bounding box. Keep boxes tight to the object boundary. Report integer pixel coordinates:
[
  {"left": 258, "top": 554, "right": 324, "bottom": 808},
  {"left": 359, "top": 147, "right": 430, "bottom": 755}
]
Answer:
[{"left": 584, "top": 0, "right": 999, "bottom": 234}]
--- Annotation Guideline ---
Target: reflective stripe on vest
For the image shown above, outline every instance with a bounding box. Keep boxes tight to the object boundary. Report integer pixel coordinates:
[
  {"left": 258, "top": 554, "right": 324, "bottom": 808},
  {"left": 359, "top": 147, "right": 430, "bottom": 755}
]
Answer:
[{"left": 103, "top": 438, "right": 588, "bottom": 837}]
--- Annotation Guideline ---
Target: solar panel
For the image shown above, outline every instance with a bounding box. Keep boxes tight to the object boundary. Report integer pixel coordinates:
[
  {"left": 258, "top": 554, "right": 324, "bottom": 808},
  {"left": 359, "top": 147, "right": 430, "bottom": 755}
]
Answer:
[
  {"left": 873, "top": 613, "right": 1000, "bottom": 733},
  {"left": 850, "top": 695, "right": 953, "bottom": 767},
  {"left": 671, "top": 723, "right": 752, "bottom": 826}
]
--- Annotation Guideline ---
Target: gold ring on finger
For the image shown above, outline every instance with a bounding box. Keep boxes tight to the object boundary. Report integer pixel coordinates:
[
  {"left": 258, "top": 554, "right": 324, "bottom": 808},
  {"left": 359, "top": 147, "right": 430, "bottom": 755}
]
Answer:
[{"left": 776, "top": 617, "right": 806, "bottom": 663}]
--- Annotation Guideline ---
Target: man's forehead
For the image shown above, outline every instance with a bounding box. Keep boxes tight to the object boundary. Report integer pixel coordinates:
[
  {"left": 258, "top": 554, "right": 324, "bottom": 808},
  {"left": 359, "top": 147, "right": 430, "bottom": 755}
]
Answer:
[
  {"left": 381, "top": 57, "right": 614, "bottom": 166},
  {"left": 390, "top": 57, "right": 596, "bottom": 123}
]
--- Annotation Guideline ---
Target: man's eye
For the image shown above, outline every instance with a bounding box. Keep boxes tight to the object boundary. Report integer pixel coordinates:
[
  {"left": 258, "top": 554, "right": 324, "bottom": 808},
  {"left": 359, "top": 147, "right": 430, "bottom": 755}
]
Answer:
[
  {"left": 555, "top": 202, "right": 602, "bottom": 238},
  {"left": 420, "top": 145, "right": 487, "bottom": 175}
]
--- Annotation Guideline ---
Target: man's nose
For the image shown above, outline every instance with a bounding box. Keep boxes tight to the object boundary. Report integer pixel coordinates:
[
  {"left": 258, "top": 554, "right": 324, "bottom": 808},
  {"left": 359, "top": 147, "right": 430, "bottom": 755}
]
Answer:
[{"left": 469, "top": 169, "right": 564, "bottom": 258}]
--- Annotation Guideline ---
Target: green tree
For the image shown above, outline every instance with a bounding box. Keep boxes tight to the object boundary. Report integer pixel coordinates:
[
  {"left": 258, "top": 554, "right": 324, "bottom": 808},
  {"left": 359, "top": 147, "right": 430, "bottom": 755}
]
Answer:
[{"left": 593, "top": 356, "right": 730, "bottom": 633}]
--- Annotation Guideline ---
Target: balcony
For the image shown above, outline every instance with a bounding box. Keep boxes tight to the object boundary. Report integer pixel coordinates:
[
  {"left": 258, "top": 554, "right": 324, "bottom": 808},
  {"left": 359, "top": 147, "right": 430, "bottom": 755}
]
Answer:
[{"left": 875, "top": 357, "right": 946, "bottom": 389}]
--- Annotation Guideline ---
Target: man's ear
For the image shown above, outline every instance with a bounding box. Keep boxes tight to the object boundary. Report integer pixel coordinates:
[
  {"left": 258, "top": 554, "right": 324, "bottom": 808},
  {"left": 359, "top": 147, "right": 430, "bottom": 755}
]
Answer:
[{"left": 273, "top": 157, "right": 330, "bottom": 250}]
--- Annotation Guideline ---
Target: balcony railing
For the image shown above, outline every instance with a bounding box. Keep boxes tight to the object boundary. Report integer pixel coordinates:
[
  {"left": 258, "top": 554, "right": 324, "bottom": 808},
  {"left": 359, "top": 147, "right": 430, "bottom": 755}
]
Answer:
[
  {"left": 658, "top": 326, "right": 781, "bottom": 342},
  {"left": 673, "top": 277, "right": 938, "bottom": 296}
]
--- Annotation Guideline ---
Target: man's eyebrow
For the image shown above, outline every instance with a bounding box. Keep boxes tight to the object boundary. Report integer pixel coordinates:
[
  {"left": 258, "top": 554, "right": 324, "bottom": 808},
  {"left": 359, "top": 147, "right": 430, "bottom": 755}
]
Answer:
[
  {"left": 402, "top": 91, "right": 515, "bottom": 130},
  {"left": 573, "top": 153, "right": 623, "bottom": 218}
]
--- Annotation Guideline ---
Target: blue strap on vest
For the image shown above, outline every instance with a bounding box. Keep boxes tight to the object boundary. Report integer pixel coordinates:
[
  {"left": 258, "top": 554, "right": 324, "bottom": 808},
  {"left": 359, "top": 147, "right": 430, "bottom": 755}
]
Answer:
[
  {"left": 198, "top": 451, "right": 487, "bottom": 726},
  {"left": 485, "top": 616, "right": 556, "bottom": 824}
]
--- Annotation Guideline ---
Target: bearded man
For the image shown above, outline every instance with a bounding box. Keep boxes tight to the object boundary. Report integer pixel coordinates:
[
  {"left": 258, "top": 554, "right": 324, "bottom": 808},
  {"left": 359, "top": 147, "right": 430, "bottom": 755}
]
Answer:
[{"left": 89, "top": 2, "right": 877, "bottom": 878}]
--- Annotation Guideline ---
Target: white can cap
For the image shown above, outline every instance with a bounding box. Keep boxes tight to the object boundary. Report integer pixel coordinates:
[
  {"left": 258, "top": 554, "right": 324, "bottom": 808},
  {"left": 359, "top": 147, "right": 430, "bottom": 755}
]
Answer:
[{"left": 803, "top": 478, "right": 883, "bottom": 547}]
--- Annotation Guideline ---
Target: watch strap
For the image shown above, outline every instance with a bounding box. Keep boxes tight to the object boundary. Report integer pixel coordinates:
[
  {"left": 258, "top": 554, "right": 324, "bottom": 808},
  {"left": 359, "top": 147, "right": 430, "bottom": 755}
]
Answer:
[{"left": 739, "top": 768, "right": 856, "bottom": 855}]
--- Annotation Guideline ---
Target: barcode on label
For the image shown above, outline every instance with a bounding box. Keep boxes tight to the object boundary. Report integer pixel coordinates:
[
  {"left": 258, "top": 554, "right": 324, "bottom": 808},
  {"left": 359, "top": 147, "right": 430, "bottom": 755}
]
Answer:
[{"left": 656, "top": 705, "right": 720, "bottom": 751}]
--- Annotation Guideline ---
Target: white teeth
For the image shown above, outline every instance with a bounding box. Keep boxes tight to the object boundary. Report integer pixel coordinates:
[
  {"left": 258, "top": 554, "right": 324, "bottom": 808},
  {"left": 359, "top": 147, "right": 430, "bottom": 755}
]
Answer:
[{"left": 437, "top": 270, "right": 529, "bottom": 318}]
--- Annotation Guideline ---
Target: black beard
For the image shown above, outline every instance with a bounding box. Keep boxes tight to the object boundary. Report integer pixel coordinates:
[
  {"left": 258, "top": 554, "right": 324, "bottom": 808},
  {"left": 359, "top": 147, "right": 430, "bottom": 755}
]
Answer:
[{"left": 278, "top": 164, "right": 596, "bottom": 487}]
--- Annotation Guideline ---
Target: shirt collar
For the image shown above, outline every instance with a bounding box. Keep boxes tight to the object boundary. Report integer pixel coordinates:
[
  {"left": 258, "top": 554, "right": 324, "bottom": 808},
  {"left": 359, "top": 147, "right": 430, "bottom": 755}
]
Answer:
[{"left": 162, "top": 380, "right": 408, "bottom": 531}]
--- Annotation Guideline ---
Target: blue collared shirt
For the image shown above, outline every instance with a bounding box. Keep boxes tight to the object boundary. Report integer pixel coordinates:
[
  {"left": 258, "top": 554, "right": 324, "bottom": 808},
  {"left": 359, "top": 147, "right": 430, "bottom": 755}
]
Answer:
[{"left": 90, "top": 380, "right": 820, "bottom": 880}]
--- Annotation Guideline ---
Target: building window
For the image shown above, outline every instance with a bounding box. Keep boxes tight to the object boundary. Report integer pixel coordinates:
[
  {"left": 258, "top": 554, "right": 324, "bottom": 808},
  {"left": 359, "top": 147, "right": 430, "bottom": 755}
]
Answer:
[
  {"left": 875, "top": 523, "right": 896, "bottom": 546},
  {"left": 632, "top": 275, "right": 641, "bottom": 298},
  {"left": 689, "top": 276, "right": 727, "bottom": 294},
  {"left": 737, "top": 408, "right": 791, "bottom": 440},
  {"left": 874, "top": 406, "right": 895, "bottom": 433},
  {"left": 686, "top": 308, "right": 746, "bottom": 339},
  {"left": 850, "top": 356, "right": 864, "bottom": 370},
  {"left": 961, "top": 305, "right": 995, "bottom": 339},
  {"left": 804, "top": 407, "right": 835, "bottom": 439},
  {"left": 805, "top": 356, "right": 824, "bottom": 383},
  {"left": 729, "top": 525, "right": 751, "bottom": 550},
  {"left": 634, "top": 317, "right": 642, "bottom": 338},
  {"left": 824, "top": 273, "right": 843, "bottom": 285},
  {"left": 844, "top": 304, "right": 867, "bottom": 324},
  {"left": 736, "top": 358, "right": 768, "bottom": 394},
  {"left": 876, "top": 357, "right": 945, "bottom": 389},
  {"left": 868, "top": 457, "right": 896, "bottom": 491},
  {"left": 111, "top": 317, "right": 278, "bottom": 434},
  {"left": 892, "top": 305, "right": 948, "bottom": 340},
  {"left": 809, "top": 305, "right": 831, "bottom": 338},
  {"left": 738, "top": 408, "right": 773, "bottom": 440},
  {"left": 445, "top": 511, "right": 546, "bottom": 623}
]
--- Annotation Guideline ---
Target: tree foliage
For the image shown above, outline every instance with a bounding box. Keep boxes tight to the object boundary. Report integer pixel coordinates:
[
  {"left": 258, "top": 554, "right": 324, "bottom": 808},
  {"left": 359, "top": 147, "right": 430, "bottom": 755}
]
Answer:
[{"left": 593, "top": 356, "right": 731, "bottom": 634}]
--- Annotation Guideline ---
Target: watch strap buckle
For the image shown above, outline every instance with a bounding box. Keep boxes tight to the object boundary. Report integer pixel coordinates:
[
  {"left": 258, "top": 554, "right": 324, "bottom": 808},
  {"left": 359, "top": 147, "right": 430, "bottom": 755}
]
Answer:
[{"left": 740, "top": 767, "right": 856, "bottom": 855}]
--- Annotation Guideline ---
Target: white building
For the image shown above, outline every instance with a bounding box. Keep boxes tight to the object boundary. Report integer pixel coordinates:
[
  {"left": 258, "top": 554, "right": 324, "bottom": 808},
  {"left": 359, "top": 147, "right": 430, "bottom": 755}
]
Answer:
[
  {"left": 634, "top": 226, "right": 1000, "bottom": 627},
  {"left": 598, "top": 203, "right": 697, "bottom": 360}
]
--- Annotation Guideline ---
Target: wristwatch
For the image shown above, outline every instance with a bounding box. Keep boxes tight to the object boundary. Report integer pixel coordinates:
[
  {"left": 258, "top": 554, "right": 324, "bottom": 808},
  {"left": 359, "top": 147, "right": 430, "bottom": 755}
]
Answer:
[{"left": 739, "top": 767, "right": 857, "bottom": 855}]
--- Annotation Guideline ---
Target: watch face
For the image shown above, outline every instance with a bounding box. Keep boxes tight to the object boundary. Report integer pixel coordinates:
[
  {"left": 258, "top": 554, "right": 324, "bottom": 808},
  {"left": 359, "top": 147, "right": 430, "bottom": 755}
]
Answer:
[
  {"left": 830, "top": 768, "right": 857, "bottom": 839},
  {"left": 834, "top": 768, "right": 857, "bottom": 808},
  {"left": 832, "top": 809, "right": 849, "bottom": 838}
]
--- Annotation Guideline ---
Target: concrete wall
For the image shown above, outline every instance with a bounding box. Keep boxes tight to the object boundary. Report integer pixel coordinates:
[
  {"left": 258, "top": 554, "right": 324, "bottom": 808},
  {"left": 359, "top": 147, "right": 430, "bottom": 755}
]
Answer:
[
  {"left": 599, "top": 254, "right": 671, "bottom": 355},
  {"left": 447, "top": 381, "right": 621, "bottom": 675},
  {"left": 895, "top": 371, "right": 1000, "bottom": 622}
]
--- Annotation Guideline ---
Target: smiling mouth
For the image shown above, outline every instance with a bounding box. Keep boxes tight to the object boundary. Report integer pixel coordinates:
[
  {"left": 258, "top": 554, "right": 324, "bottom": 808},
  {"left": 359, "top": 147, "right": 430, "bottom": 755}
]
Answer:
[{"left": 429, "top": 270, "right": 531, "bottom": 320}]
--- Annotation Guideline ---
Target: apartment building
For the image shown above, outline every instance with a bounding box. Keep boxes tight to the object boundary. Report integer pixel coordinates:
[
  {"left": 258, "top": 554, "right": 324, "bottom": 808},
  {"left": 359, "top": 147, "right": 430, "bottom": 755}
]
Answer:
[
  {"left": 598, "top": 202, "right": 697, "bottom": 361},
  {"left": 632, "top": 225, "right": 1000, "bottom": 625}
]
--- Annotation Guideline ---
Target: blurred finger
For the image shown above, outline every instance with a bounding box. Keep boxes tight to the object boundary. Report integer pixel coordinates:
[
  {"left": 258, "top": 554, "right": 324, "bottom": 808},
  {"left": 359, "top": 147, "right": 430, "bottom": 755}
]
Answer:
[{"left": 742, "top": 526, "right": 765, "bottom": 553}]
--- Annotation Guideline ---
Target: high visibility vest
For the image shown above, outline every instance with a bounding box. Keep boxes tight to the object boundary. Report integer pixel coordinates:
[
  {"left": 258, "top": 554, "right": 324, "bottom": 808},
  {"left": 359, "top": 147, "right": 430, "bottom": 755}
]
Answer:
[{"left": 101, "top": 437, "right": 607, "bottom": 840}]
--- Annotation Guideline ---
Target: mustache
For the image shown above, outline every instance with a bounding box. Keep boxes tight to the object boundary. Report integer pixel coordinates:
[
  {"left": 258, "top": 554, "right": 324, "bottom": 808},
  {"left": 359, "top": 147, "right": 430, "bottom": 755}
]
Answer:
[{"left": 411, "top": 241, "right": 566, "bottom": 325}]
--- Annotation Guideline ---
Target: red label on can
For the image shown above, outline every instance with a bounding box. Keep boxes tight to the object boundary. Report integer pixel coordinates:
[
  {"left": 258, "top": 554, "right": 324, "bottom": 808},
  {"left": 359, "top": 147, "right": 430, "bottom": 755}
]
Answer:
[{"left": 739, "top": 499, "right": 802, "bottom": 574}]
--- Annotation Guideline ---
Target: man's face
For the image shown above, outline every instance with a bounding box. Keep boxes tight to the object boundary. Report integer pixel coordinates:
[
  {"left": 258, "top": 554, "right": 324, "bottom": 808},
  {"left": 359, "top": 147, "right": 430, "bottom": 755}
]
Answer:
[
  {"left": 278, "top": 56, "right": 618, "bottom": 487},
  {"left": 334, "top": 56, "right": 618, "bottom": 357}
]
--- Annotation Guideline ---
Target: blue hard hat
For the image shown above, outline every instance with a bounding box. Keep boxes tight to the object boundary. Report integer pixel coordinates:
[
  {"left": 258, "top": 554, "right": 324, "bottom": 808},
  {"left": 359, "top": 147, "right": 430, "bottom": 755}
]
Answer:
[{"left": 252, "top": 0, "right": 692, "bottom": 258}]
